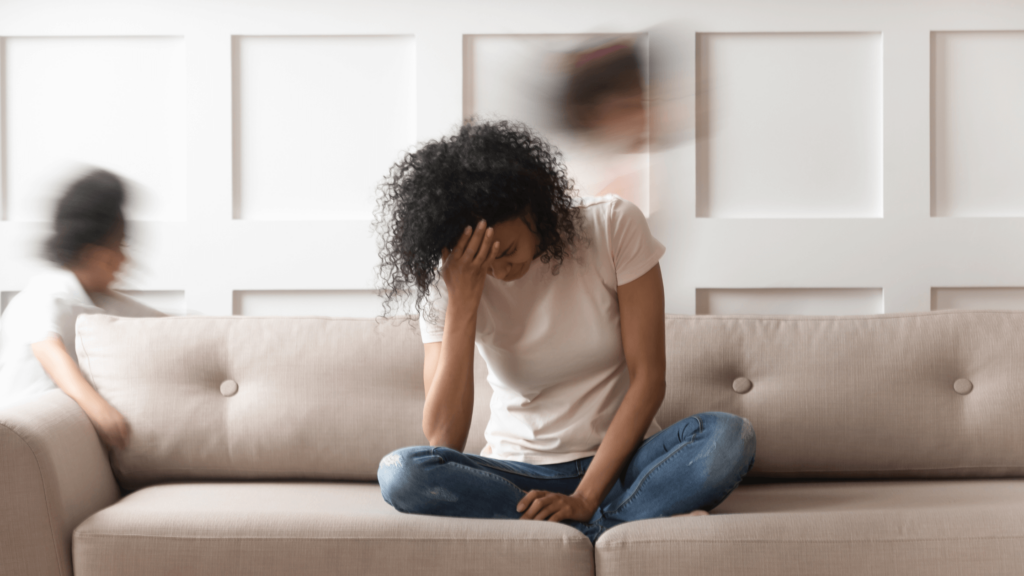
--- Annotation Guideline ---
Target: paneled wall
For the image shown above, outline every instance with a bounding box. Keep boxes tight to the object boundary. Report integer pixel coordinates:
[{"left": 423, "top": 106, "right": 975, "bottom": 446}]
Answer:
[{"left": 1, "top": 0, "right": 1022, "bottom": 317}]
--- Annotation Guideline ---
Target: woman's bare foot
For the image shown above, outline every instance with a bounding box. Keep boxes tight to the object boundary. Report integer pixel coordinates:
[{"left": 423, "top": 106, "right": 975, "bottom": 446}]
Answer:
[{"left": 671, "top": 510, "right": 710, "bottom": 518}]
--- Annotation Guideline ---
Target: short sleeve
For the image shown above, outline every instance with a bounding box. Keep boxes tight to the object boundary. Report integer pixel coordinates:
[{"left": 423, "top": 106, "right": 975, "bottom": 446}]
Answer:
[
  {"left": 418, "top": 278, "right": 449, "bottom": 344},
  {"left": 10, "top": 292, "right": 73, "bottom": 346},
  {"left": 608, "top": 197, "right": 666, "bottom": 286}
]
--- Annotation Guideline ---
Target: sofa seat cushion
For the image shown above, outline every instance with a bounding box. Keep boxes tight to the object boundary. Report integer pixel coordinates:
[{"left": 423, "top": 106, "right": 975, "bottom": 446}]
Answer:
[
  {"left": 596, "top": 479, "right": 1024, "bottom": 576},
  {"left": 73, "top": 482, "right": 592, "bottom": 576}
]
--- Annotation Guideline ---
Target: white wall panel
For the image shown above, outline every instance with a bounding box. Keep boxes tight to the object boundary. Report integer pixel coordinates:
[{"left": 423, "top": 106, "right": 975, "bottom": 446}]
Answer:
[
  {"left": 0, "top": 223, "right": 52, "bottom": 288},
  {"left": 932, "top": 288, "right": 1024, "bottom": 311},
  {"left": 465, "top": 35, "right": 651, "bottom": 214},
  {"left": 233, "top": 289, "right": 383, "bottom": 317},
  {"left": 932, "top": 32, "right": 1024, "bottom": 217},
  {"left": 696, "top": 33, "right": 883, "bottom": 218},
  {"left": 0, "top": 0, "right": 1022, "bottom": 320},
  {"left": 234, "top": 36, "right": 416, "bottom": 220},
  {"left": 696, "top": 288, "right": 884, "bottom": 315},
  {"left": 3, "top": 36, "right": 186, "bottom": 222}
]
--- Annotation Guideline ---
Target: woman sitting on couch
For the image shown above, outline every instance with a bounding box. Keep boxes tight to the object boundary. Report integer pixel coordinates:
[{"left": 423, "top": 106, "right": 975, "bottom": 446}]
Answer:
[{"left": 374, "top": 120, "right": 756, "bottom": 543}]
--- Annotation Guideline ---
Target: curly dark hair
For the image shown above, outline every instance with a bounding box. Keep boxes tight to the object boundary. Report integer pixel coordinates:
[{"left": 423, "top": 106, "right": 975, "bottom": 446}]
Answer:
[
  {"left": 374, "top": 120, "right": 584, "bottom": 321},
  {"left": 45, "top": 169, "right": 126, "bottom": 267}
]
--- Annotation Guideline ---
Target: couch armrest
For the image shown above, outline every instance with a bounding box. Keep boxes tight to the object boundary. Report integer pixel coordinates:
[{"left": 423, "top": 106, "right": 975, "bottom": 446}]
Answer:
[{"left": 1, "top": 390, "right": 120, "bottom": 576}]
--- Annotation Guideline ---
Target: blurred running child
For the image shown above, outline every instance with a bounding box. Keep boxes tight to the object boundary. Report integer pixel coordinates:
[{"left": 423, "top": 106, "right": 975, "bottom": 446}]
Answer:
[{"left": 0, "top": 169, "right": 163, "bottom": 448}]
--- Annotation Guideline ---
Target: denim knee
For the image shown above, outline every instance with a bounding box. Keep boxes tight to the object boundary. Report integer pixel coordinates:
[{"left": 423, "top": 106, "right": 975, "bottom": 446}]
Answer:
[
  {"left": 377, "top": 445, "right": 435, "bottom": 511},
  {"left": 702, "top": 412, "right": 757, "bottom": 473}
]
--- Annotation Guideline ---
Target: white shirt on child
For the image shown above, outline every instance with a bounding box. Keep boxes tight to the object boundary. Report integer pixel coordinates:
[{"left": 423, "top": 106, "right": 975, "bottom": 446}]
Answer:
[
  {"left": 0, "top": 268, "right": 161, "bottom": 406},
  {"left": 419, "top": 195, "right": 666, "bottom": 465}
]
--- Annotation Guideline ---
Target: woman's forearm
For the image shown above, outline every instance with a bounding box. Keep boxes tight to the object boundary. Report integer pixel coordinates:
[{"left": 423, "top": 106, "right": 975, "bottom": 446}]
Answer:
[
  {"left": 572, "top": 375, "right": 666, "bottom": 509},
  {"left": 572, "top": 264, "right": 668, "bottom": 511},
  {"left": 422, "top": 303, "right": 478, "bottom": 451},
  {"left": 421, "top": 222, "right": 498, "bottom": 451}
]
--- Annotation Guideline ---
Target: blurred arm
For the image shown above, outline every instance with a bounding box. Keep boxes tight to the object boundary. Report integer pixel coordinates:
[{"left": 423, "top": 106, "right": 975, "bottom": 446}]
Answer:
[{"left": 32, "top": 336, "right": 129, "bottom": 449}]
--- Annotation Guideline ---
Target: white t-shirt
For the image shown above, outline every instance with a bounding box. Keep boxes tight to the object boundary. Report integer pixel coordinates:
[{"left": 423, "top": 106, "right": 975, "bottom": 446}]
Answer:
[
  {"left": 419, "top": 195, "right": 666, "bottom": 464},
  {"left": 0, "top": 268, "right": 162, "bottom": 406}
]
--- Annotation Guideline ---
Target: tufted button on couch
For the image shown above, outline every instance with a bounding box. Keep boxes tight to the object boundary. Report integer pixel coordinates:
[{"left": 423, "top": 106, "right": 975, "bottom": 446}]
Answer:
[{"left": 2, "top": 311, "right": 1024, "bottom": 576}]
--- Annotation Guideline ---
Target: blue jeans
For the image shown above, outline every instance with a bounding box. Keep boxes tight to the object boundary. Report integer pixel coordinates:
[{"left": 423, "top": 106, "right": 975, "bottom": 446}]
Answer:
[{"left": 378, "top": 411, "right": 756, "bottom": 543}]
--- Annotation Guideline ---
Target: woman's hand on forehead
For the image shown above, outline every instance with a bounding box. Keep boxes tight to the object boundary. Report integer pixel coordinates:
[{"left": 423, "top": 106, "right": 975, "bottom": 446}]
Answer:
[{"left": 441, "top": 219, "right": 500, "bottom": 310}]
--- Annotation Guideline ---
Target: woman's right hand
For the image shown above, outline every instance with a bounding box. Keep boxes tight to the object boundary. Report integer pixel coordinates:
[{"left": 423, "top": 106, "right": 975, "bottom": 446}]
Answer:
[{"left": 441, "top": 219, "right": 500, "bottom": 308}]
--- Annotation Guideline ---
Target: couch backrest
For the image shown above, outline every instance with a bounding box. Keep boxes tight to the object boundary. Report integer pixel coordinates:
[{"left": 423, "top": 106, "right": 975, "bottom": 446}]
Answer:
[
  {"left": 659, "top": 311, "right": 1024, "bottom": 480},
  {"left": 76, "top": 315, "right": 488, "bottom": 490},
  {"left": 76, "top": 311, "right": 1024, "bottom": 490}
]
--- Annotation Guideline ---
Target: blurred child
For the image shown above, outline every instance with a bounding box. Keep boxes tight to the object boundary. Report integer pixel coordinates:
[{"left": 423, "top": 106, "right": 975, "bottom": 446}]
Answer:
[
  {"left": 558, "top": 38, "right": 652, "bottom": 215},
  {"left": 0, "top": 169, "right": 163, "bottom": 448},
  {"left": 561, "top": 38, "right": 647, "bottom": 153}
]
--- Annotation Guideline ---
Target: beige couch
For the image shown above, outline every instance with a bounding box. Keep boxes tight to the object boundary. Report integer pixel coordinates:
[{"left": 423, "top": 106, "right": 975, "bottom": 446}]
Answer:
[{"left": 3, "top": 311, "right": 1024, "bottom": 576}]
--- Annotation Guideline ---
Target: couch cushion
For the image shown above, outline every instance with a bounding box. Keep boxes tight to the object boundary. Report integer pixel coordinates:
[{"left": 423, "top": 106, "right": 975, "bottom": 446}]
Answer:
[
  {"left": 660, "top": 311, "right": 1024, "bottom": 479},
  {"left": 74, "top": 315, "right": 492, "bottom": 489},
  {"left": 77, "top": 311, "right": 1024, "bottom": 486},
  {"left": 73, "top": 482, "right": 592, "bottom": 576},
  {"left": 595, "top": 479, "right": 1024, "bottom": 576}
]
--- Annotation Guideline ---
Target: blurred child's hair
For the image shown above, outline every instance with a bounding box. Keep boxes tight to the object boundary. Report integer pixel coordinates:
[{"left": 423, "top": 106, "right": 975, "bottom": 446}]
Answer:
[
  {"left": 45, "top": 169, "right": 127, "bottom": 267},
  {"left": 561, "top": 39, "right": 644, "bottom": 132}
]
